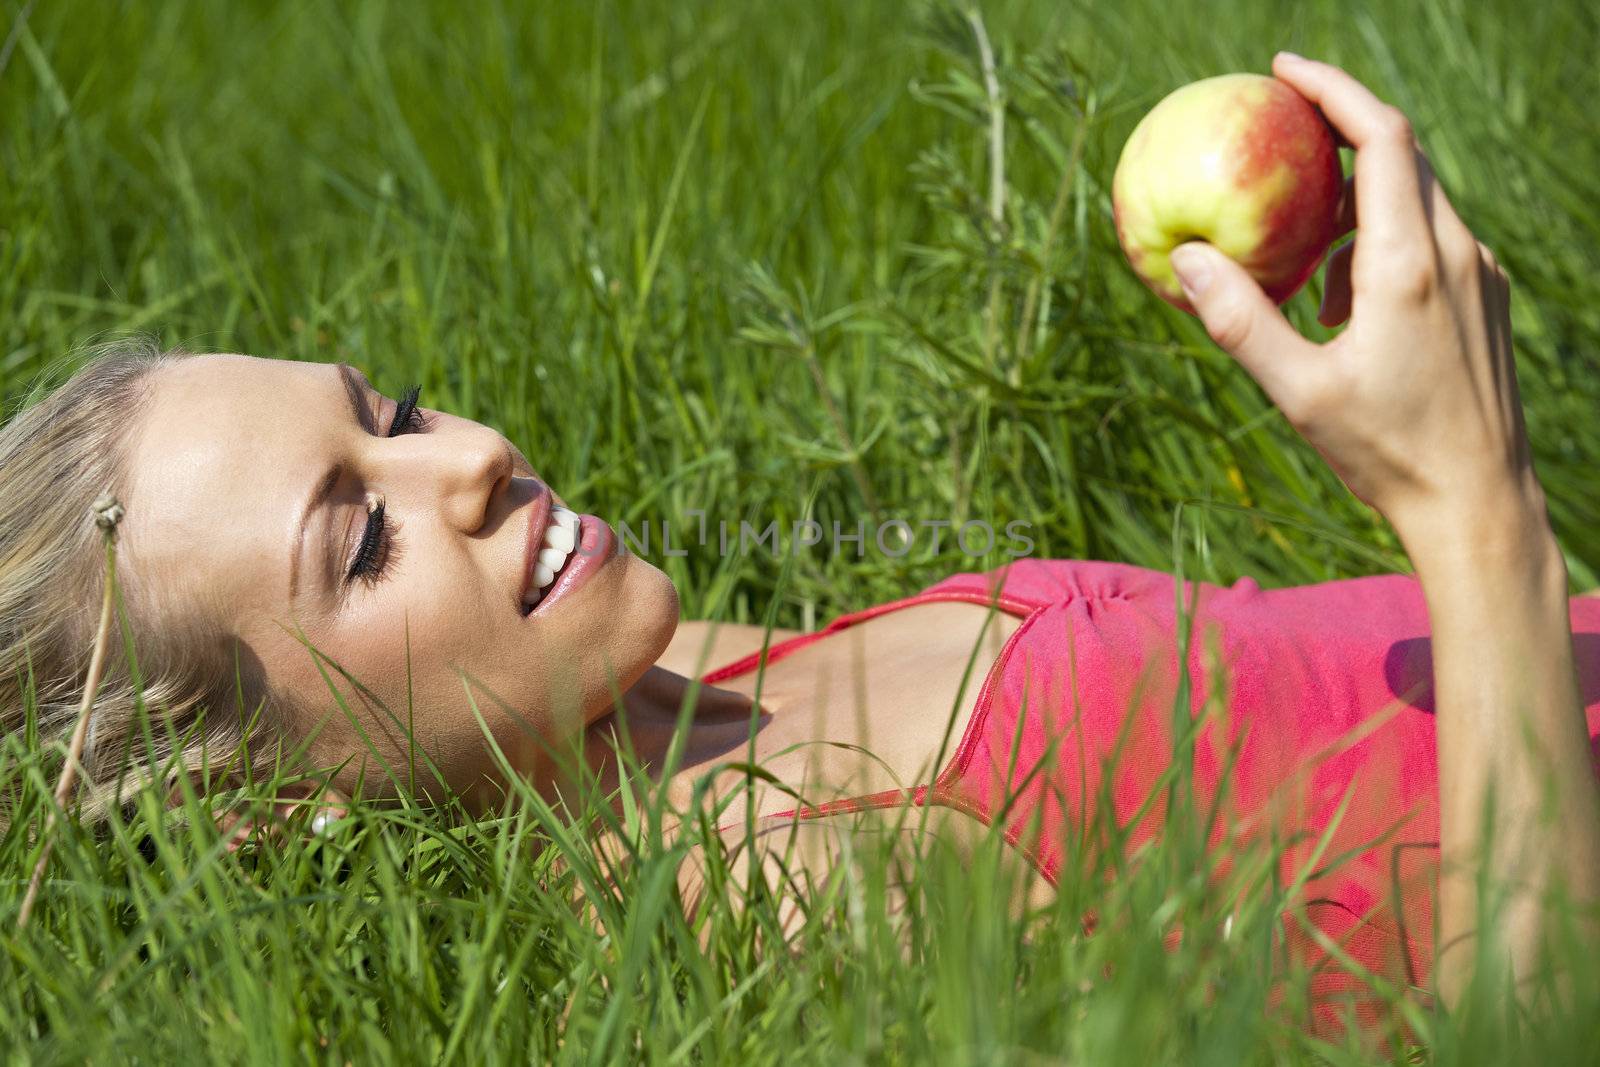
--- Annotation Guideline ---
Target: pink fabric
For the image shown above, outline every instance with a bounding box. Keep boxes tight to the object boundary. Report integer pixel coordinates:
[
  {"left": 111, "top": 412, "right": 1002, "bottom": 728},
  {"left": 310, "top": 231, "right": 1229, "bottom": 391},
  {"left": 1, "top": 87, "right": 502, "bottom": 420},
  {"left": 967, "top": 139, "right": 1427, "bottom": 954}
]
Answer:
[{"left": 700, "top": 558, "right": 1600, "bottom": 1015}]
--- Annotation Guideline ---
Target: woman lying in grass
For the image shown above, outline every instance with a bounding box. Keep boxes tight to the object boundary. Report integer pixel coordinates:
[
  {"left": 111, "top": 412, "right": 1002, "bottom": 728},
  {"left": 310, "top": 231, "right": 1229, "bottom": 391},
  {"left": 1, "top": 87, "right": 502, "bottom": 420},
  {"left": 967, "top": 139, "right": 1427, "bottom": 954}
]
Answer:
[{"left": 3, "top": 54, "right": 1596, "bottom": 1018}]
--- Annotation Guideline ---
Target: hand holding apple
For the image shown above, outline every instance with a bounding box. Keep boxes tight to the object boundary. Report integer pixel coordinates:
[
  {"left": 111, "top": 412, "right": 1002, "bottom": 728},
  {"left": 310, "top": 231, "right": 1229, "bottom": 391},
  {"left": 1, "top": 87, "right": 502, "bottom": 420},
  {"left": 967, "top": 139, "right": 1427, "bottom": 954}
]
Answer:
[
  {"left": 1112, "top": 72, "right": 1343, "bottom": 314},
  {"left": 1148, "top": 53, "right": 1523, "bottom": 540}
]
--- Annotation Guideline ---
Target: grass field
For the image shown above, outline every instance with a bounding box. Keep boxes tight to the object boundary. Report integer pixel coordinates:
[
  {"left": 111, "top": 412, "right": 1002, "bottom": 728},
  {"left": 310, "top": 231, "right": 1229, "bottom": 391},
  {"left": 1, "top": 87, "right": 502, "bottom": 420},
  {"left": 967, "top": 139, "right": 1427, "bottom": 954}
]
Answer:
[{"left": 5, "top": 0, "right": 1600, "bottom": 1061}]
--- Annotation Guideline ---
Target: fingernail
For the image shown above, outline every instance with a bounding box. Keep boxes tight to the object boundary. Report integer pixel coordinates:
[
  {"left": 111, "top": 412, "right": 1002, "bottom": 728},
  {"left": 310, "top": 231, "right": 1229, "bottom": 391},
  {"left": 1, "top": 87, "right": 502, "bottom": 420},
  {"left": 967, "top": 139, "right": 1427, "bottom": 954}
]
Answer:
[
  {"left": 310, "top": 812, "right": 336, "bottom": 836},
  {"left": 1169, "top": 245, "right": 1213, "bottom": 300},
  {"left": 1275, "top": 50, "right": 1306, "bottom": 65}
]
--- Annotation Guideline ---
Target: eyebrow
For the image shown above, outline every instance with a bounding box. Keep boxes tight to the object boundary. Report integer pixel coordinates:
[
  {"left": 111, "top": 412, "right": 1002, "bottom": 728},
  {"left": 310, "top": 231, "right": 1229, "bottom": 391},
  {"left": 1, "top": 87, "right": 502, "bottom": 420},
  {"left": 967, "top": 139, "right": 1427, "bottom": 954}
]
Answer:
[
  {"left": 287, "top": 364, "right": 371, "bottom": 602},
  {"left": 338, "top": 361, "right": 377, "bottom": 435}
]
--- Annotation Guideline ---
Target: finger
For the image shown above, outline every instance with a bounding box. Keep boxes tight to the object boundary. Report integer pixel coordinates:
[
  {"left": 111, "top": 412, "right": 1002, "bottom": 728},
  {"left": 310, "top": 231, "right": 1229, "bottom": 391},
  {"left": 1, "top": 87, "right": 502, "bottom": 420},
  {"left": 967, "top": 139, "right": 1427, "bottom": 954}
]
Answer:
[
  {"left": 1170, "top": 242, "right": 1314, "bottom": 394},
  {"left": 1271, "top": 53, "right": 1429, "bottom": 254},
  {"left": 216, "top": 808, "right": 255, "bottom": 854},
  {"left": 1414, "top": 151, "right": 1480, "bottom": 280},
  {"left": 1480, "top": 243, "right": 1511, "bottom": 336},
  {"left": 301, "top": 784, "right": 351, "bottom": 836},
  {"left": 267, "top": 781, "right": 351, "bottom": 837},
  {"left": 1481, "top": 244, "right": 1509, "bottom": 300},
  {"left": 1334, "top": 175, "right": 1357, "bottom": 239},
  {"left": 1325, "top": 115, "right": 1353, "bottom": 152},
  {"left": 1318, "top": 239, "right": 1355, "bottom": 327}
]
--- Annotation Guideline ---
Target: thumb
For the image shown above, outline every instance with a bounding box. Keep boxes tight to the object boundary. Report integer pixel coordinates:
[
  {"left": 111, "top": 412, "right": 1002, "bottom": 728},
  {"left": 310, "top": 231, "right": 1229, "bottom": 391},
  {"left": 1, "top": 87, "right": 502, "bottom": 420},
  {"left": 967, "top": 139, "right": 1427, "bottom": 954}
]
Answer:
[{"left": 1169, "top": 242, "right": 1309, "bottom": 390}]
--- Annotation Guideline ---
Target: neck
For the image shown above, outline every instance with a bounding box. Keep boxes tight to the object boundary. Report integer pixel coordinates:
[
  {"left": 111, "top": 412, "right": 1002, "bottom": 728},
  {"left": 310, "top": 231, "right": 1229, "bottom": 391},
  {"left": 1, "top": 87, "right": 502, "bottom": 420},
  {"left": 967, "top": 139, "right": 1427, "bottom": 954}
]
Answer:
[{"left": 571, "top": 665, "right": 761, "bottom": 801}]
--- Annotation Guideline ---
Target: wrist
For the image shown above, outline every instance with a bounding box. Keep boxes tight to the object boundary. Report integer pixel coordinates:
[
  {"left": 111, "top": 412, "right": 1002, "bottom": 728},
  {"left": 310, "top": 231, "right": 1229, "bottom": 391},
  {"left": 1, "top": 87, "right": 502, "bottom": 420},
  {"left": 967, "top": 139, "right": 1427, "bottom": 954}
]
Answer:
[{"left": 1396, "top": 481, "right": 1564, "bottom": 587}]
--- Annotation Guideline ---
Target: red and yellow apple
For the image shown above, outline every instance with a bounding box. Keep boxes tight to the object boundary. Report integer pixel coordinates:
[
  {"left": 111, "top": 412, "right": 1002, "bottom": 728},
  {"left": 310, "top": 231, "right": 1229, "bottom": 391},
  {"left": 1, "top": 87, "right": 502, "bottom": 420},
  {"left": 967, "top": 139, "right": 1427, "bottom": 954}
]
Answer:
[{"left": 1112, "top": 73, "right": 1343, "bottom": 314}]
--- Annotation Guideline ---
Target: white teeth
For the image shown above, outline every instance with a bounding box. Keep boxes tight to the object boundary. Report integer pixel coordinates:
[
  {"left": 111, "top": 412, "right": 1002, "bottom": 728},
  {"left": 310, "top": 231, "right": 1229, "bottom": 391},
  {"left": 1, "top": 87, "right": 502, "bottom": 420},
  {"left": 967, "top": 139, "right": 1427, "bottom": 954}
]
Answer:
[
  {"left": 530, "top": 506, "right": 581, "bottom": 592},
  {"left": 526, "top": 505, "right": 582, "bottom": 610}
]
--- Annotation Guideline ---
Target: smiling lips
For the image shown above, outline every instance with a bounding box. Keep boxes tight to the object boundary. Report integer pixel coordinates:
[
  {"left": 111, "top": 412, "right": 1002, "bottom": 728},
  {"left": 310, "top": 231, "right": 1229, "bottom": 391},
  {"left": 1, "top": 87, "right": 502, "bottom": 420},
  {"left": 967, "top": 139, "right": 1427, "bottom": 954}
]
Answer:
[{"left": 521, "top": 504, "right": 580, "bottom": 614}]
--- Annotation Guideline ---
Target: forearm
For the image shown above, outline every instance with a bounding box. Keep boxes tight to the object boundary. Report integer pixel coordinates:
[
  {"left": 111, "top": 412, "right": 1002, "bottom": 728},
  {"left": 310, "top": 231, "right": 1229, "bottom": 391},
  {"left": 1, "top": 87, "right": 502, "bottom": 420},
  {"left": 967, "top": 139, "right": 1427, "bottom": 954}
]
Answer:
[
  {"left": 1399, "top": 490, "right": 1600, "bottom": 998},
  {"left": 1165, "top": 52, "right": 1599, "bottom": 1007}
]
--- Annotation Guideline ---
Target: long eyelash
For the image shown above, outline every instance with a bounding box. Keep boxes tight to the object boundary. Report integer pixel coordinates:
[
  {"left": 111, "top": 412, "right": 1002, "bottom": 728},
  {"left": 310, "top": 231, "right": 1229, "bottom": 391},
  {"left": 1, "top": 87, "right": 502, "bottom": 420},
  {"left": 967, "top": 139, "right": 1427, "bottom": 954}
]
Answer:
[
  {"left": 386, "top": 386, "right": 426, "bottom": 438},
  {"left": 347, "top": 499, "right": 400, "bottom": 584},
  {"left": 346, "top": 384, "right": 421, "bottom": 587}
]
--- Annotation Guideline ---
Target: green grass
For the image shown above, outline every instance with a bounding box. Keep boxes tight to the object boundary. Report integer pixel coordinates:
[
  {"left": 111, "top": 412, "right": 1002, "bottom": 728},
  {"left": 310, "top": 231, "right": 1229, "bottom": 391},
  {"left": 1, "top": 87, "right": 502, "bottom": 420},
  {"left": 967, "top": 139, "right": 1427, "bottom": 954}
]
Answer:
[{"left": 5, "top": 0, "right": 1600, "bottom": 1061}]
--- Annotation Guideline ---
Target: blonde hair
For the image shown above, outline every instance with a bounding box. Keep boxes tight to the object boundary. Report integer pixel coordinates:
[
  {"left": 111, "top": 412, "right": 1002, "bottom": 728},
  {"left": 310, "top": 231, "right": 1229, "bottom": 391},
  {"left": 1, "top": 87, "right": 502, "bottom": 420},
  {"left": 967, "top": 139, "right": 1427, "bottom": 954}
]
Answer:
[{"left": 1, "top": 340, "right": 271, "bottom": 822}]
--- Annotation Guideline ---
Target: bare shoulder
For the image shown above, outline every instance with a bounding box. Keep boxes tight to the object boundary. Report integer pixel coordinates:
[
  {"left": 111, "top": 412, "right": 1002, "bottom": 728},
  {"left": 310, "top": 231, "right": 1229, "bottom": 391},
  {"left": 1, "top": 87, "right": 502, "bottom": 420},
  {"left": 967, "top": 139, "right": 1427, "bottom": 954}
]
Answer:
[{"left": 655, "top": 620, "right": 803, "bottom": 677}]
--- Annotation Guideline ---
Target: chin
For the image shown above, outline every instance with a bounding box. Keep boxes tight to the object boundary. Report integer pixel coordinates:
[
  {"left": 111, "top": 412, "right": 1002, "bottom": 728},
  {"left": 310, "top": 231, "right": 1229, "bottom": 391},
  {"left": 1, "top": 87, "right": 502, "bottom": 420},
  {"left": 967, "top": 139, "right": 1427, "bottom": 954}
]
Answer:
[
  {"left": 620, "top": 553, "right": 680, "bottom": 677},
  {"left": 583, "top": 551, "right": 679, "bottom": 702}
]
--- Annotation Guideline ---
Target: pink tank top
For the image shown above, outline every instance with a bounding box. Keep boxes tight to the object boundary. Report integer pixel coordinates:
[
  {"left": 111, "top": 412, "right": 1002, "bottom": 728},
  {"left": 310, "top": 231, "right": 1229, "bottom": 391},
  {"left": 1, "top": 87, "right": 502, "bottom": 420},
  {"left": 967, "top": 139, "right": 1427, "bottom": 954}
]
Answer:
[{"left": 700, "top": 558, "right": 1600, "bottom": 1018}]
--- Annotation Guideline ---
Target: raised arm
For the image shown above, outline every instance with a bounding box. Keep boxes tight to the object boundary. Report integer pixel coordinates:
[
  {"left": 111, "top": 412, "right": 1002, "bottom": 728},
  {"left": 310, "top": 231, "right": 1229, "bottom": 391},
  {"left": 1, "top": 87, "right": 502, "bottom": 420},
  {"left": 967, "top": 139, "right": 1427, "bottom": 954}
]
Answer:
[{"left": 1168, "top": 52, "right": 1600, "bottom": 1004}]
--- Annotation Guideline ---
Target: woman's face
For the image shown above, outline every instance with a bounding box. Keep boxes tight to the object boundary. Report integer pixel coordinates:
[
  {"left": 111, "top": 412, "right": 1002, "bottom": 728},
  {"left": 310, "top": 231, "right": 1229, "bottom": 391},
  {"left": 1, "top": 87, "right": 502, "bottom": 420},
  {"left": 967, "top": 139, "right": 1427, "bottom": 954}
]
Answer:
[{"left": 122, "top": 354, "right": 679, "bottom": 807}]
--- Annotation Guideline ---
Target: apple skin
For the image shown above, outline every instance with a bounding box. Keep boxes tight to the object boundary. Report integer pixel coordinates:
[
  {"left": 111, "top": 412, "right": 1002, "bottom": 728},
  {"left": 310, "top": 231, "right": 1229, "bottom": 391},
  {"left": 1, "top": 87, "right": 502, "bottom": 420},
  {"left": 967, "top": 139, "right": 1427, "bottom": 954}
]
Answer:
[{"left": 1112, "top": 73, "right": 1343, "bottom": 315}]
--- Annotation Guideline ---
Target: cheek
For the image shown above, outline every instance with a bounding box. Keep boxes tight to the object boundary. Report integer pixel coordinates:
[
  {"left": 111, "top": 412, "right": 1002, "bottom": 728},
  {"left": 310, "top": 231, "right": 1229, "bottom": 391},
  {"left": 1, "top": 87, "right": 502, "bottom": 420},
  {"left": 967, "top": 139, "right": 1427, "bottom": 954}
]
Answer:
[
  {"left": 351, "top": 557, "right": 530, "bottom": 711},
  {"left": 339, "top": 571, "right": 492, "bottom": 680},
  {"left": 277, "top": 582, "right": 553, "bottom": 799},
  {"left": 429, "top": 553, "right": 680, "bottom": 751},
  {"left": 367, "top": 550, "right": 588, "bottom": 734},
  {"left": 560, "top": 552, "right": 680, "bottom": 693},
  {"left": 265, "top": 545, "right": 679, "bottom": 797},
  {"left": 610, "top": 555, "right": 680, "bottom": 658}
]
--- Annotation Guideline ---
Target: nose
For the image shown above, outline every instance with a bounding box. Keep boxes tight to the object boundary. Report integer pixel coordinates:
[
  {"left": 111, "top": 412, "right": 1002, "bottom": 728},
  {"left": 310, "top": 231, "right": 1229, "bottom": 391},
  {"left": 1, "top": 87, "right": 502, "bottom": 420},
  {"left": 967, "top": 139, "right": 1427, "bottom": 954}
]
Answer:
[{"left": 401, "top": 417, "right": 514, "bottom": 534}]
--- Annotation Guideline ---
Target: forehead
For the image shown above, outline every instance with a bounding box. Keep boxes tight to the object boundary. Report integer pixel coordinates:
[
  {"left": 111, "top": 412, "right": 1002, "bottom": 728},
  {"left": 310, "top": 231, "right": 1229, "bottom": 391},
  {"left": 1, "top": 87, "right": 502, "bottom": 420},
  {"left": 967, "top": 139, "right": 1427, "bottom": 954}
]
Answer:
[
  {"left": 122, "top": 354, "right": 343, "bottom": 604},
  {"left": 133, "top": 353, "right": 335, "bottom": 479}
]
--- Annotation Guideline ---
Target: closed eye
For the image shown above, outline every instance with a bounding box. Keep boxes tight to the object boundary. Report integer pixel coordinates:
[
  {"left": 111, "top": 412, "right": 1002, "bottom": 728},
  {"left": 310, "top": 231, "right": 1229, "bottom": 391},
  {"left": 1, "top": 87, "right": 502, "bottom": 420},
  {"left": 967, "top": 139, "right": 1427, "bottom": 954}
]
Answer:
[
  {"left": 386, "top": 385, "right": 426, "bottom": 437},
  {"left": 345, "top": 382, "right": 424, "bottom": 587},
  {"left": 347, "top": 498, "right": 396, "bottom": 584}
]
